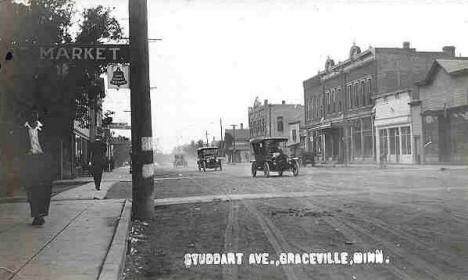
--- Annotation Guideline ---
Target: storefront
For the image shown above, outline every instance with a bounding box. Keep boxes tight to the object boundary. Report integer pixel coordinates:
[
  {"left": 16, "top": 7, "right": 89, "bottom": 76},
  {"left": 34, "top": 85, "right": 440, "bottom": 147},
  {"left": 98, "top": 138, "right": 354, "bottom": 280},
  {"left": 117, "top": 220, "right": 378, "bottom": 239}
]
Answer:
[{"left": 375, "top": 90, "right": 414, "bottom": 164}]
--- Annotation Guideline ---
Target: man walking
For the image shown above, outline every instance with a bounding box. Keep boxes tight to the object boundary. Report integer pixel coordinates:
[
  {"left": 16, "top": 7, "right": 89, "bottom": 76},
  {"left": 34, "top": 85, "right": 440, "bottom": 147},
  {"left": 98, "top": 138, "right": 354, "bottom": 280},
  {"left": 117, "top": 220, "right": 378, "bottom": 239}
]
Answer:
[{"left": 90, "top": 137, "right": 107, "bottom": 191}]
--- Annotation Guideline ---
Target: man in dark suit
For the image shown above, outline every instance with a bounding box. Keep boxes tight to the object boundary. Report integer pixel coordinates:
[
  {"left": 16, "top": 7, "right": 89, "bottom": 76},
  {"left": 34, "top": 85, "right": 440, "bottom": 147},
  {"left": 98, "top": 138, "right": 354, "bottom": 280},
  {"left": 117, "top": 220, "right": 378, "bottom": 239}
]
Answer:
[{"left": 90, "top": 137, "right": 107, "bottom": 190}]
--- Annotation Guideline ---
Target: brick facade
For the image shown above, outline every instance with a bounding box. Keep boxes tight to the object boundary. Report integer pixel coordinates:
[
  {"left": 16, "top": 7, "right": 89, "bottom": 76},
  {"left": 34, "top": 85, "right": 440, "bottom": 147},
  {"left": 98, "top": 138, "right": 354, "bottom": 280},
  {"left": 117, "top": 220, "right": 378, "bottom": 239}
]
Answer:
[
  {"left": 248, "top": 98, "right": 304, "bottom": 140},
  {"left": 303, "top": 42, "right": 455, "bottom": 164}
]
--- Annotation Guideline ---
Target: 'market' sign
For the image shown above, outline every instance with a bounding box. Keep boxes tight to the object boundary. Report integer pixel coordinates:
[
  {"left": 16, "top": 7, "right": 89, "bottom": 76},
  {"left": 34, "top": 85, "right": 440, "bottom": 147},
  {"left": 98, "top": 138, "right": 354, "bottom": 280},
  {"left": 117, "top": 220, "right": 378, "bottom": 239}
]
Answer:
[{"left": 38, "top": 44, "right": 129, "bottom": 63}]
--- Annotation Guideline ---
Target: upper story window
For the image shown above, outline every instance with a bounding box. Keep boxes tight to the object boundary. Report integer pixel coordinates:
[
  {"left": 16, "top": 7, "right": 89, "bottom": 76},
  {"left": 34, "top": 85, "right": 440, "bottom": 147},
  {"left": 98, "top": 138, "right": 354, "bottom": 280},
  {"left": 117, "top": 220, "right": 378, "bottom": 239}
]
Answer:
[
  {"left": 361, "top": 80, "right": 366, "bottom": 106},
  {"left": 331, "top": 89, "right": 335, "bottom": 113},
  {"left": 277, "top": 116, "right": 284, "bottom": 132},
  {"left": 337, "top": 88, "right": 342, "bottom": 112},
  {"left": 325, "top": 91, "right": 330, "bottom": 113},
  {"left": 367, "top": 78, "right": 372, "bottom": 105},
  {"left": 292, "top": 129, "right": 297, "bottom": 142},
  {"left": 354, "top": 83, "right": 359, "bottom": 108},
  {"left": 347, "top": 84, "right": 352, "bottom": 109}
]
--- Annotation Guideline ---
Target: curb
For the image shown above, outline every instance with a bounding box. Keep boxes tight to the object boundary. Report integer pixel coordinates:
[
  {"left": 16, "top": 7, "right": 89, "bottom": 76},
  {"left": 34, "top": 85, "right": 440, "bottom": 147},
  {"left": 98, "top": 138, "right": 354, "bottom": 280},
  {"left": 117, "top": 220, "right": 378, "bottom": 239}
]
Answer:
[{"left": 98, "top": 199, "right": 132, "bottom": 280}]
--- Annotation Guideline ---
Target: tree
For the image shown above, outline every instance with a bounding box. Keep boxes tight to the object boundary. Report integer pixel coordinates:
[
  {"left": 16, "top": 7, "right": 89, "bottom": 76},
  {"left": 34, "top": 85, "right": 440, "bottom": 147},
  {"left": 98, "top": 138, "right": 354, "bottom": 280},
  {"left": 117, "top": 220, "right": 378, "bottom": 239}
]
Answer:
[{"left": 0, "top": 0, "right": 123, "bottom": 192}]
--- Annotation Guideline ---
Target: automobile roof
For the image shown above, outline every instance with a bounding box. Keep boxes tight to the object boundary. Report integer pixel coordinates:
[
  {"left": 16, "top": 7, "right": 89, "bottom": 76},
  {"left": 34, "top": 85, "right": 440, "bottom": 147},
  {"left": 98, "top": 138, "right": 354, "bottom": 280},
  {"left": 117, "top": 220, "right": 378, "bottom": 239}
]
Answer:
[
  {"left": 249, "top": 137, "right": 289, "bottom": 144},
  {"left": 197, "top": 147, "right": 219, "bottom": 151}
]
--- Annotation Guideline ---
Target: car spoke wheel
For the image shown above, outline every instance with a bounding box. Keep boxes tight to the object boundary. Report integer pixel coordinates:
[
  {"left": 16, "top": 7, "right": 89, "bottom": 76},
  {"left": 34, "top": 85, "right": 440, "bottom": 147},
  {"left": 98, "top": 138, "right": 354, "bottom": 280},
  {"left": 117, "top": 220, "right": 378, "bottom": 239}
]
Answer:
[
  {"left": 264, "top": 162, "right": 270, "bottom": 177},
  {"left": 292, "top": 161, "right": 299, "bottom": 176},
  {"left": 251, "top": 162, "right": 257, "bottom": 177}
]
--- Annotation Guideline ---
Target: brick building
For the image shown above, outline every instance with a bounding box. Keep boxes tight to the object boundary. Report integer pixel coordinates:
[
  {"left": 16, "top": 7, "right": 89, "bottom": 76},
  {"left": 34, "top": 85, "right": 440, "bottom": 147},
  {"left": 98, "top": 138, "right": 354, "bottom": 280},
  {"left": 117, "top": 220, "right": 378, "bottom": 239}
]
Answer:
[
  {"left": 303, "top": 42, "right": 456, "bottom": 163},
  {"left": 248, "top": 97, "right": 304, "bottom": 140},
  {"left": 412, "top": 59, "right": 468, "bottom": 164}
]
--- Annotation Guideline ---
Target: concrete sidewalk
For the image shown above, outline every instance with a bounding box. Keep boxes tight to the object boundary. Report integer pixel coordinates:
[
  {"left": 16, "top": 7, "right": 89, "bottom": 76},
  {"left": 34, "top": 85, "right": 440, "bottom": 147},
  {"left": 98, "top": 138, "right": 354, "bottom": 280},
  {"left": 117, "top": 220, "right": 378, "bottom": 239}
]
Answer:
[
  {"left": 0, "top": 199, "right": 130, "bottom": 280},
  {"left": 0, "top": 167, "right": 131, "bottom": 203},
  {"left": 0, "top": 169, "right": 132, "bottom": 280}
]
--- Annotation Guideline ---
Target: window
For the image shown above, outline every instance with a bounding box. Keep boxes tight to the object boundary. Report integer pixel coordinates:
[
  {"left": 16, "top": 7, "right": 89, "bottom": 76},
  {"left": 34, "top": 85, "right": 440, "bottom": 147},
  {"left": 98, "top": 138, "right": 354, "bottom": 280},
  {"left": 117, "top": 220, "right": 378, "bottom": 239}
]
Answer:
[
  {"left": 347, "top": 85, "right": 352, "bottom": 109},
  {"left": 361, "top": 81, "right": 366, "bottom": 106},
  {"left": 292, "top": 129, "right": 297, "bottom": 142},
  {"left": 367, "top": 78, "right": 372, "bottom": 105},
  {"left": 325, "top": 91, "right": 330, "bottom": 113},
  {"left": 331, "top": 89, "right": 336, "bottom": 113},
  {"left": 337, "top": 88, "right": 342, "bottom": 112},
  {"left": 277, "top": 116, "right": 284, "bottom": 132},
  {"left": 353, "top": 119, "right": 362, "bottom": 157},
  {"left": 362, "top": 117, "right": 373, "bottom": 157},
  {"left": 312, "top": 96, "right": 316, "bottom": 120},
  {"left": 401, "top": 126, "right": 411, "bottom": 154},
  {"left": 379, "top": 129, "right": 388, "bottom": 155},
  {"left": 389, "top": 127, "right": 400, "bottom": 155}
]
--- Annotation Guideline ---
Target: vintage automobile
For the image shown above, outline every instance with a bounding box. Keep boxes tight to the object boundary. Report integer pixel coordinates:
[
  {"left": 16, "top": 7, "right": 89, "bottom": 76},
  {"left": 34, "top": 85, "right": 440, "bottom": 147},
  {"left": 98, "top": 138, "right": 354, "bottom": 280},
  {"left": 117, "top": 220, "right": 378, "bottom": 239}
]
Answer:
[
  {"left": 197, "top": 147, "right": 222, "bottom": 172},
  {"left": 301, "top": 151, "right": 315, "bottom": 167},
  {"left": 250, "top": 137, "right": 299, "bottom": 177},
  {"left": 173, "top": 154, "right": 187, "bottom": 168}
]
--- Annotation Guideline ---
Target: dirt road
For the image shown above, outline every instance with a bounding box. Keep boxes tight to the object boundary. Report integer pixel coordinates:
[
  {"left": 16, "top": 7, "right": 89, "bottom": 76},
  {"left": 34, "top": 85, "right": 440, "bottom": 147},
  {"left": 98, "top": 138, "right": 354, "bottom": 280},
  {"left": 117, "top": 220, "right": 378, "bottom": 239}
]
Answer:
[{"left": 113, "top": 164, "right": 468, "bottom": 280}]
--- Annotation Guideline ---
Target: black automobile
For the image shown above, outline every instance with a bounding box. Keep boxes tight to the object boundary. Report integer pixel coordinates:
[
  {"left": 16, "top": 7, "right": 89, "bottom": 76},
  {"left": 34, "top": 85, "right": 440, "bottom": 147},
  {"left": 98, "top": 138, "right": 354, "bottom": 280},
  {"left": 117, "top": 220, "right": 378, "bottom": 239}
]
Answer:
[
  {"left": 301, "top": 151, "right": 315, "bottom": 167},
  {"left": 250, "top": 137, "right": 299, "bottom": 177},
  {"left": 197, "top": 147, "right": 222, "bottom": 172},
  {"left": 173, "top": 154, "right": 187, "bottom": 168}
]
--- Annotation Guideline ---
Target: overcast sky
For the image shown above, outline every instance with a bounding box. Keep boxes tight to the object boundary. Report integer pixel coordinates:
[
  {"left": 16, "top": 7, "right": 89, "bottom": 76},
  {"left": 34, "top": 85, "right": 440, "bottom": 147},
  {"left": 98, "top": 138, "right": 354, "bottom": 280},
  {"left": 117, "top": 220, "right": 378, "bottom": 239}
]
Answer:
[{"left": 76, "top": 0, "right": 468, "bottom": 153}]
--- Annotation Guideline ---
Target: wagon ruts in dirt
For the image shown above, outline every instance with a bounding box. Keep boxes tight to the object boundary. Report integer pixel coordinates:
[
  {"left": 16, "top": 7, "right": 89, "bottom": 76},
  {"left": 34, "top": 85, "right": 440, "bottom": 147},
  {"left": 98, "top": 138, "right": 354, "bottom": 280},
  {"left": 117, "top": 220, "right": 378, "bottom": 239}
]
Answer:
[
  {"left": 250, "top": 137, "right": 299, "bottom": 177},
  {"left": 196, "top": 147, "right": 222, "bottom": 172}
]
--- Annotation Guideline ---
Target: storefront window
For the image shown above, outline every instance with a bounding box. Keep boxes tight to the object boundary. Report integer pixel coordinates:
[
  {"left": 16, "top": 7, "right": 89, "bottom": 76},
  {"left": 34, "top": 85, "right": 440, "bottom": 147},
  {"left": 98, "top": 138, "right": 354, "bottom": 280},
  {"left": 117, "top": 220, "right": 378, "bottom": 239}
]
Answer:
[
  {"left": 353, "top": 120, "right": 361, "bottom": 157},
  {"left": 379, "top": 129, "right": 388, "bottom": 155},
  {"left": 389, "top": 128, "right": 400, "bottom": 155},
  {"left": 362, "top": 117, "right": 373, "bottom": 157},
  {"left": 401, "top": 126, "right": 411, "bottom": 154}
]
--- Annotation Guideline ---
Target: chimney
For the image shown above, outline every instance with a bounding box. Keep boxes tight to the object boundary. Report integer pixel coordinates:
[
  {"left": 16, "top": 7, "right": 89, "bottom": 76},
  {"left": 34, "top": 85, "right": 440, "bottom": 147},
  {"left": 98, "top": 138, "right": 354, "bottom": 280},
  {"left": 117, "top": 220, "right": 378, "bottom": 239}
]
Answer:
[
  {"left": 264, "top": 99, "right": 268, "bottom": 106},
  {"left": 442, "top": 46, "right": 455, "bottom": 57},
  {"left": 282, "top": 100, "right": 286, "bottom": 104},
  {"left": 403, "top": 41, "right": 410, "bottom": 49},
  {"left": 240, "top": 123, "right": 243, "bottom": 130}
]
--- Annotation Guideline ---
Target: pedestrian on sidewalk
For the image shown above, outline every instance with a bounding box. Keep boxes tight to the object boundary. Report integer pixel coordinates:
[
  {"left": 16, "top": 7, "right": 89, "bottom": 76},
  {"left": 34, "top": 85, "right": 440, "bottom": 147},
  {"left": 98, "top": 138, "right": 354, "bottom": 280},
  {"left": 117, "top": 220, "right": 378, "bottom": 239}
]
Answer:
[
  {"left": 90, "top": 137, "right": 107, "bottom": 191},
  {"left": 18, "top": 108, "right": 54, "bottom": 226}
]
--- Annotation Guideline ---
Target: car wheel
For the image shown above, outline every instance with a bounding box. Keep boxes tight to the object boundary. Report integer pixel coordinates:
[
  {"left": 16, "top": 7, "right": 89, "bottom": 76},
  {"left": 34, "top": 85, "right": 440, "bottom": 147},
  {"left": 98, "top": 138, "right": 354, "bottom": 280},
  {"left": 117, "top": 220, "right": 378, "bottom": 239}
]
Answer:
[
  {"left": 264, "top": 162, "right": 270, "bottom": 177},
  {"left": 251, "top": 162, "right": 257, "bottom": 177},
  {"left": 292, "top": 161, "right": 299, "bottom": 176}
]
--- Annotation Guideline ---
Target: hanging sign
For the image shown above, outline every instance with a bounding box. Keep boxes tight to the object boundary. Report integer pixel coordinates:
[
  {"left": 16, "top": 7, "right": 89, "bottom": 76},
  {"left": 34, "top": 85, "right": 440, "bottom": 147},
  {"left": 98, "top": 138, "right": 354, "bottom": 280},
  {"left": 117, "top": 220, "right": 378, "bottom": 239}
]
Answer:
[
  {"left": 107, "top": 64, "right": 130, "bottom": 89},
  {"left": 38, "top": 44, "right": 130, "bottom": 62}
]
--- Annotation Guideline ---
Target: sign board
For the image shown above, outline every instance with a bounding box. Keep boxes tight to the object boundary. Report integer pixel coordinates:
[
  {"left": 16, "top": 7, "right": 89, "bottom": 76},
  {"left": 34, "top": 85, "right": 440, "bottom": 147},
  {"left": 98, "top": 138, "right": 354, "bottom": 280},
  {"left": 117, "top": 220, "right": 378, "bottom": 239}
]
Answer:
[
  {"left": 38, "top": 44, "right": 130, "bottom": 63},
  {"left": 109, "top": 122, "right": 132, "bottom": 130},
  {"left": 107, "top": 64, "right": 130, "bottom": 89}
]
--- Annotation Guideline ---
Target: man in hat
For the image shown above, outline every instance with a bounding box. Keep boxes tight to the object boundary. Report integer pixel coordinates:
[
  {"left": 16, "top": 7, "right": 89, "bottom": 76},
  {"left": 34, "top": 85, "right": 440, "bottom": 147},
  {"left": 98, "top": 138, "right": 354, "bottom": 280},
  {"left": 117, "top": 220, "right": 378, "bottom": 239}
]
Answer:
[{"left": 90, "top": 136, "right": 107, "bottom": 190}]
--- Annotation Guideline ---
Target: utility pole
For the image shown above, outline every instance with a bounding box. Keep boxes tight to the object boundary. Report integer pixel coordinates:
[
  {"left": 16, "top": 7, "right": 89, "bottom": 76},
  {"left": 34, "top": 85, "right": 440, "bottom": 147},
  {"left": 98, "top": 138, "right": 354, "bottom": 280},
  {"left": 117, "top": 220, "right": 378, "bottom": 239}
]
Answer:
[
  {"left": 205, "top": 130, "right": 209, "bottom": 146},
  {"left": 129, "top": 0, "right": 154, "bottom": 220},
  {"left": 220, "top": 118, "right": 223, "bottom": 142},
  {"left": 230, "top": 124, "right": 237, "bottom": 163}
]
